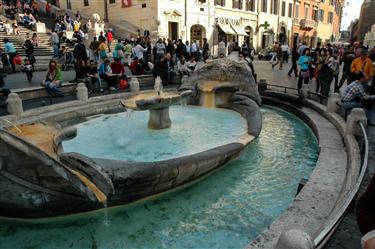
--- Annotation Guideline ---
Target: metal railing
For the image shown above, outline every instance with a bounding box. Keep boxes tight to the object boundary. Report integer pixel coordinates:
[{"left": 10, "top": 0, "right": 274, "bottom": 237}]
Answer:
[
  {"left": 265, "top": 83, "right": 329, "bottom": 104},
  {"left": 314, "top": 121, "right": 369, "bottom": 248}
]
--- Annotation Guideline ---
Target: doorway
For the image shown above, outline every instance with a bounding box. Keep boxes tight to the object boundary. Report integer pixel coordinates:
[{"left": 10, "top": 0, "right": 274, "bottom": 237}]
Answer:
[
  {"left": 168, "top": 22, "right": 178, "bottom": 41},
  {"left": 190, "top": 24, "right": 206, "bottom": 46}
]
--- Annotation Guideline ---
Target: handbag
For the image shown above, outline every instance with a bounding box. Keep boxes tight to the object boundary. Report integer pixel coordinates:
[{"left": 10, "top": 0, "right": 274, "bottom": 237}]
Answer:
[{"left": 300, "top": 69, "right": 310, "bottom": 79}]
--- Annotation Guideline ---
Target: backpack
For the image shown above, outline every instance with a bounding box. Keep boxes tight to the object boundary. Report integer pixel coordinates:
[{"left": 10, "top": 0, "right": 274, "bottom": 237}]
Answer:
[{"left": 119, "top": 78, "right": 128, "bottom": 89}]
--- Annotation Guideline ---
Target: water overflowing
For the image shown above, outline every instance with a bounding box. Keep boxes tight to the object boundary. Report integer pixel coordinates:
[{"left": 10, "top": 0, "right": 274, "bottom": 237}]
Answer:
[
  {"left": 102, "top": 201, "right": 110, "bottom": 227},
  {"left": 0, "top": 107, "right": 319, "bottom": 249},
  {"left": 126, "top": 109, "right": 134, "bottom": 118},
  {"left": 0, "top": 118, "right": 23, "bottom": 135}
]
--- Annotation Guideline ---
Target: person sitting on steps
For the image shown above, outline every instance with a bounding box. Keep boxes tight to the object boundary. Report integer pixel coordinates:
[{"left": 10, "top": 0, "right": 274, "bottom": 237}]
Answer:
[{"left": 41, "top": 59, "right": 64, "bottom": 97}]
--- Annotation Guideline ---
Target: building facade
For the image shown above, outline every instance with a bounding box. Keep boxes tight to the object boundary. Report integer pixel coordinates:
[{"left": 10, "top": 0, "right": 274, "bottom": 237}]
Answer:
[
  {"left": 292, "top": 0, "right": 343, "bottom": 48},
  {"left": 357, "top": 0, "right": 375, "bottom": 42},
  {"left": 257, "top": 0, "right": 294, "bottom": 49}
]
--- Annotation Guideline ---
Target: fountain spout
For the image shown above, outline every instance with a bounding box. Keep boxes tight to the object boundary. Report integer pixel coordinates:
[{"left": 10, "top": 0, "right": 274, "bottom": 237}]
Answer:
[{"left": 154, "top": 76, "right": 163, "bottom": 96}]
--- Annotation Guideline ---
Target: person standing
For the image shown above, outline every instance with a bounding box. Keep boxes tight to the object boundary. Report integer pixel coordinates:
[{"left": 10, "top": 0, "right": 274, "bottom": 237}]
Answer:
[
  {"left": 185, "top": 41, "right": 191, "bottom": 59},
  {"left": 338, "top": 45, "right": 356, "bottom": 88},
  {"left": 132, "top": 40, "right": 148, "bottom": 64},
  {"left": 297, "top": 48, "right": 311, "bottom": 93},
  {"left": 124, "top": 39, "right": 133, "bottom": 66},
  {"left": 281, "top": 43, "right": 289, "bottom": 63},
  {"left": 315, "top": 48, "right": 327, "bottom": 93},
  {"left": 50, "top": 28, "right": 60, "bottom": 59},
  {"left": 89, "top": 37, "right": 100, "bottom": 62},
  {"left": 73, "top": 38, "right": 88, "bottom": 63},
  {"left": 271, "top": 43, "right": 283, "bottom": 70},
  {"left": 3, "top": 38, "right": 16, "bottom": 73},
  {"left": 191, "top": 40, "right": 198, "bottom": 61},
  {"left": 351, "top": 48, "right": 374, "bottom": 84},
  {"left": 288, "top": 46, "right": 299, "bottom": 77},
  {"left": 202, "top": 38, "right": 209, "bottom": 62},
  {"left": 106, "top": 29, "right": 113, "bottom": 53}
]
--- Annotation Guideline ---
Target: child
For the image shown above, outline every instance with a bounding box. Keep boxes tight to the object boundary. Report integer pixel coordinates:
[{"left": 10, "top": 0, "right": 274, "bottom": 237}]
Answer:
[
  {"left": 31, "top": 33, "right": 39, "bottom": 47},
  {"left": 23, "top": 58, "right": 33, "bottom": 83}
]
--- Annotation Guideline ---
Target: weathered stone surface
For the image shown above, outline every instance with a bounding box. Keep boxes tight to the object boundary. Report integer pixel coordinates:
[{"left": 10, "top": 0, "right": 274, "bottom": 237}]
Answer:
[
  {"left": 148, "top": 108, "right": 171, "bottom": 129},
  {"left": 275, "top": 229, "right": 315, "bottom": 249},
  {"left": 180, "top": 54, "right": 262, "bottom": 137},
  {"left": 6, "top": 93, "right": 23, "bottom": 118}
]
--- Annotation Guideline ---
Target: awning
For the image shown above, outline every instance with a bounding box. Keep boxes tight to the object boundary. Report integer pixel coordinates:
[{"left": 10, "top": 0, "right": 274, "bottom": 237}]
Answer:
[
  {"left": 231, "top": 26, "right": 248, "bottom": 36},
  {"left": 218, "top": 24, "right": 236, "bottom": 35}
]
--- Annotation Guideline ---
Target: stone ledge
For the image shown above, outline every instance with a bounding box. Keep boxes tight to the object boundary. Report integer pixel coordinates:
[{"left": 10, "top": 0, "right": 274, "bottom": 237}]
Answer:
[{"left": 249, "top": 95, "right": 359, "bottom": 249}]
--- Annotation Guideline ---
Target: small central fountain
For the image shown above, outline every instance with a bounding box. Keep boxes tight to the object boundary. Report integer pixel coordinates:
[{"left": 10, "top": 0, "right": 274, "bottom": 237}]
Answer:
[{"left": 121, "top": 76, "right": 191, "bottom": 129}]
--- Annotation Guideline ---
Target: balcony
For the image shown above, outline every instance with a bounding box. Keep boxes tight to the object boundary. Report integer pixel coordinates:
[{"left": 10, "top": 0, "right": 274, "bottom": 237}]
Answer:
[{"left": 299, "top": 19, "right": 318, "bottom": 30}]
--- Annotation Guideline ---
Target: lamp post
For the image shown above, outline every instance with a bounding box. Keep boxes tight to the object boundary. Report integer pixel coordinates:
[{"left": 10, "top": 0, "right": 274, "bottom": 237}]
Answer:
[{"left": 104, "top": 0, "right": 109, "bottom": 22}]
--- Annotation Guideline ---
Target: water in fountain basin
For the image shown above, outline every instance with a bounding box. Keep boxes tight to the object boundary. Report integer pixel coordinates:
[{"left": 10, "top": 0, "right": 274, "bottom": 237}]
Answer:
[
  {"left": 63, "top": 106, "right": 248, "bottom": 162},
  {"left": 0, "top": 106, "right": 318, "bottom": 249}
]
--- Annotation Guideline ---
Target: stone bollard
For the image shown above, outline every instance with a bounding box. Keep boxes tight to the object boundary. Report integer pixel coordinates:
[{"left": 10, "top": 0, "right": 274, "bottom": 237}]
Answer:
[
  {"left": 326, "top": 93, "right": 341, "bottom": 113},
  {"left": 345, "top": 108, "right": 367, "bottom": 137},
  {"left": 129, "top": 78, "right": 140, "bottom": 93},
  {"left": 275, "top": 229, "right": 315, "bottom": 249},
  {"left": 76, "top": 83, "right": 88, "bottom": 102},
  {"left": 6, "top": 93, "right": 23, "bottom": 118},
  {"left": 258, "top": 79, "right": 267, "bottom": 94},
  {"left": 301, "top": 84, "right": 309, "bottom": 98}
]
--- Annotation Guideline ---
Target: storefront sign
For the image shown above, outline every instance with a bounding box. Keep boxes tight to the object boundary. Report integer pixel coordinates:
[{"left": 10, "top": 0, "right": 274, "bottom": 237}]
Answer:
[
  {"left": 215, "top": 15, "right": 241, "bottom": 27},
  {"left": 122, "top": 0, "right": 132, "bottom": 8}
]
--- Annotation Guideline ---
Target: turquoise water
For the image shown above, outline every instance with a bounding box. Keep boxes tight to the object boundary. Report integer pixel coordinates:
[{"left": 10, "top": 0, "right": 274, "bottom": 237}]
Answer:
[
  {"left": 0, "top": 107, "right": 319, "bottom": 249},
  {"left": 62, "top": 106, "right": 248, "bottom": 162}
]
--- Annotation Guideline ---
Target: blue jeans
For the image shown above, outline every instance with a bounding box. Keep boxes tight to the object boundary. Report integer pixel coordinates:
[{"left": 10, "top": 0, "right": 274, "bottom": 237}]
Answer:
[
  {"left": 342, "top": 101, "right": 372, "bottom": 121},
  {"left": 44, "top": 81, "right": 63, "bottom": 96},
  {"left": 53, "top": 43, "right": 59, "bottom": 58}
]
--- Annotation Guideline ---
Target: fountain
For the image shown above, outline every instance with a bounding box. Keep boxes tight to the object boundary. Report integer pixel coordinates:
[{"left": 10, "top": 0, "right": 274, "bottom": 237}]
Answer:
[
  {"left": 120, "top": 76, "right": 192, "bottom": 129},
  {"left": 0, "top": 51, "right": 262, "bottom": 218}
]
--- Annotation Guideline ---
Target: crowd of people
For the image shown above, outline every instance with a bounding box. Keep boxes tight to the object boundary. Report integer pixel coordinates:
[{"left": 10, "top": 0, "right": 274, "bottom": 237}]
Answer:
[{"left": 275, "top": 40, "right": 375, "bottom": 124}]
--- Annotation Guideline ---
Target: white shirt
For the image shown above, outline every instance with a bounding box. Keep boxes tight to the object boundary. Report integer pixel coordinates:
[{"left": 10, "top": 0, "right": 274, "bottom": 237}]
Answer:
[
  {"left": 51, "top": 32, "right": 59, "bottom": 44},
  {"left": 132, "top": 44, "right": 148, "bottom": 60},
  {"left": 185, "top": 45, "right": 191, "bottom": 53},
  {"left": 177, "top": 60, "right": 188, "bottom": 72},
  {"left": 191, "top": 42, "right": 197, "bottom": 53}
]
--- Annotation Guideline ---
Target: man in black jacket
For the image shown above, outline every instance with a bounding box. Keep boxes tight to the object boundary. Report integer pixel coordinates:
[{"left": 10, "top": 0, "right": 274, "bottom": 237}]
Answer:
[{"left": 73, "top": 38, "right": 88, "bottom": 63}]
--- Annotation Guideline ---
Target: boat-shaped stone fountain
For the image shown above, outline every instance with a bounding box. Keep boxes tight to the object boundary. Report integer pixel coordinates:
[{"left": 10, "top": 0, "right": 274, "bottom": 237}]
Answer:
[{"left": 0, "top": 52, "right": 262, "bottom": 218}]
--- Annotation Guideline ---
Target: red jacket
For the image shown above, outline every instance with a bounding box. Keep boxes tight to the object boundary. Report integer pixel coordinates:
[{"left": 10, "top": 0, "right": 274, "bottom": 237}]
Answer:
[{"left": 111, "top": 62, "right": 124, "bottom": 75}]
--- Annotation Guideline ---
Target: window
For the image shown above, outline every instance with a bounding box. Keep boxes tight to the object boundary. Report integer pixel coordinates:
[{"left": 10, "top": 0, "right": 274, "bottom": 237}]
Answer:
[
  {"left": 215, "top": 0, "right": 225, "bottom": 6},
  {"left": 271, "top": 0, "right": 278, "bottom": 15},
  {"left": 109, "top": 0, "right": 115, "bottom": 4},
  {"left": 319, "top": 9, "right": 324, "bottom": 22},
  {"left": 288, "top": 3, "right": 292, "bottom": 17},
  {"left": 232, "top": 0, "right": 243, "bottom": 9},
  {"left": 281, "top": 2, "right": 286, "bottom": 16},
  {"left": 312, "top": 9, "right": 318, "bottom": 21},
  {"left": 295, "top": 3, "right": 299, "bottom": 18},
  {"left": 261, "top": 0, "right": 267, "bottom": 12},
  {"left": 304, "top": 4, "right": 309, "bottom": 19},
  {"left": 328, "top": 12, "right": 333, "bottom": 23},
  {"left": 245, "top": 0, "right": 255, "bottom": 11},
  {"left": 329, "top": 0, "right": 334, "bottom": 5},
  {"left": 83, "top": 0, "right": 89, "bottom": 6}
]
